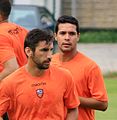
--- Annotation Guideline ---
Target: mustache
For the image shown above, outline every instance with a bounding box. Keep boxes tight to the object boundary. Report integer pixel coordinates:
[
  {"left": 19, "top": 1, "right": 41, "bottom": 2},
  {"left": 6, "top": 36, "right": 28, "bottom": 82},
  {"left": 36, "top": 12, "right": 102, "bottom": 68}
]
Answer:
[{"left": 45, "top": 58, "right": 51, "bottom": 62}]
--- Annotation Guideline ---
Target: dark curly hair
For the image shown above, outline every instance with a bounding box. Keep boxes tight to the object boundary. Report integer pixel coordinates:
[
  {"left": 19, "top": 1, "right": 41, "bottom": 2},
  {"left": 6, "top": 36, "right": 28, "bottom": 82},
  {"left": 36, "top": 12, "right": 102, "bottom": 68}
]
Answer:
[
  {"left": 0, "top": 0, "right": 11, "bottom": 20},
  {"left": 24, "top": 29, "right": 54, "bottom": 52}
]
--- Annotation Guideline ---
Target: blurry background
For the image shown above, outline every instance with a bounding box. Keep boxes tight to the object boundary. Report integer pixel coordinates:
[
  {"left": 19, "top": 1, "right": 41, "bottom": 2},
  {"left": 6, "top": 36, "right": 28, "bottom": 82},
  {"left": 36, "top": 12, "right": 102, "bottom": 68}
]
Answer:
[{"left": 11, "top": 0, "right": 117, "bottom": 29}]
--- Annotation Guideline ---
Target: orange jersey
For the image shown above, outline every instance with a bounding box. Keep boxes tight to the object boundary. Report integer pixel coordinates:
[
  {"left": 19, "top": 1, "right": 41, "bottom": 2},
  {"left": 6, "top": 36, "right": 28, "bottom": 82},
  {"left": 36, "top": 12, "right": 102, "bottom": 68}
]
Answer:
[
  {"left": 52, "top": 52, "right": 108, "bottom": 120},
  {"left": 0, "top": 22, "right": 28, "bottom": 72},
  {"left": 0, "top": 65, "right": 80, "bottom": 120}
]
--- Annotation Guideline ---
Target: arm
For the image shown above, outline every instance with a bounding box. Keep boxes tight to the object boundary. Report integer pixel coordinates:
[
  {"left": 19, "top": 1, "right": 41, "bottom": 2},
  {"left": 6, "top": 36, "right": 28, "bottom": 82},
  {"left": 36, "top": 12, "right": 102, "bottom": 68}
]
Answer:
[
  {"left": 66, "top": 108, "right": 78, "bottom": 120},
  {"left": 0, "top": 57, "right": 19, "bottom": 80},
  {"left": 0, "top": 117, "right": 3, "bottom": 120},
  {"left": 79, "top": 97, "right": 108, "bottom": 111},
  {"left": 82, "top": 64, "right": 108, "bottom": 111}
]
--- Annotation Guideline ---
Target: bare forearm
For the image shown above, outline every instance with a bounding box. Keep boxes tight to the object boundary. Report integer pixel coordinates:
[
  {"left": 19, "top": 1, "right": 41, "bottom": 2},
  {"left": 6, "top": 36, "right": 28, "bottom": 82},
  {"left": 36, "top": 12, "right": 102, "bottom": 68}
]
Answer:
[
  {"left": 66, "top": 108, "right": 78, "bottom": 120},
  {"left": 0, "top": 70, "right": 12, "bottom": 80},
  {"left": 0, "top": 58, "right": 19, "bottom": 81},
  {"left": 0, "top": 117, "right": 3, "bottom": 120},
  {"left": 79, "top": 96, "right": 108, "bottom": 111},
  {"left": 0, "top": 68, "right": 17, "bottom": 80}
]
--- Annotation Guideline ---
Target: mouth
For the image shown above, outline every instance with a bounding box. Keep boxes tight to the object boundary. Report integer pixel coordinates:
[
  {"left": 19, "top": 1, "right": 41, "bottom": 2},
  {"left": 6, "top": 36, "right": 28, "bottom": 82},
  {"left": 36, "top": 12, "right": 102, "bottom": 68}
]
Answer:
[
  {"left": 62, "top": 43, "right": 71, "bottom": 47},
  {"left": 44, "top": 60, "right": 51, "bottom": 65}
]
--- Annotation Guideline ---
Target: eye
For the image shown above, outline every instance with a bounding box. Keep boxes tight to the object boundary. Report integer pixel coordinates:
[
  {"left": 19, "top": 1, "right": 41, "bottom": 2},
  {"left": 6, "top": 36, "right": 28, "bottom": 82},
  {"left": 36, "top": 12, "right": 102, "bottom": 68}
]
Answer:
[
  {"left": 59, "top": 31, "right": 66, "bottom": 35},
  {"left": 69, "top": 32, "right": 76, "bottom": 36},
  {"left": 41, "top": 48, "right": 49, "bottom": 52},
  {"left": 51, "top": 48, "right": 54, "bottom": 52}
]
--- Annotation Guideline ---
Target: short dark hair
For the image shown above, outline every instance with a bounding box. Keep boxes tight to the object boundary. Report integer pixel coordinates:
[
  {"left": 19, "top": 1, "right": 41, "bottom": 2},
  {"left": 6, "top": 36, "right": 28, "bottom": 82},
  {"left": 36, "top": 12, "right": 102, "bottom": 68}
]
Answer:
[
  {"left": 0, "top": 0, "right": 11, "bottom": 19},
  {"left": 24, "top": 29, "right": 54, "bottom": 52},
  {"left": 55, "top": 15, "right": 80, "bottom": 33}
]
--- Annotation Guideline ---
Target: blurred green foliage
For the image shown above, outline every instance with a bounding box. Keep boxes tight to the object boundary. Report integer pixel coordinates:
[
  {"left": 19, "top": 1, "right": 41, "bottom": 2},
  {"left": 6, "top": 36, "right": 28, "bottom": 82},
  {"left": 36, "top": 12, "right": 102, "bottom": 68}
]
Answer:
[{"left": 79, "top": 29, "right": 117, "bottom": 43}]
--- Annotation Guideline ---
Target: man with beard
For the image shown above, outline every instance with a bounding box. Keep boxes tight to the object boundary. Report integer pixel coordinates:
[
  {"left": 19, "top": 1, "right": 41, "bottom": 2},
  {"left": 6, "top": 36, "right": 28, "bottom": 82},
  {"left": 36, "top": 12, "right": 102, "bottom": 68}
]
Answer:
[{"left": 0, "top": 29, "right": 80, "bottom": 120}]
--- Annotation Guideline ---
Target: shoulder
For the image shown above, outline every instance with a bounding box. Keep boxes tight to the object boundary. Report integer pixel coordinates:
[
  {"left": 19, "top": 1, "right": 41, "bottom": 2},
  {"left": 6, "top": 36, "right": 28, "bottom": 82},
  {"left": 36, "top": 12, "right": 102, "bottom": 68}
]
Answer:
[
  {"left": 2, "top": 66, "right": 25, "bottom": 84},
  {"left": 50, "top": 65, "right": 73, "bottom": 78},
  {"left": 8, "top": 23, "right": 28, "bottom": 35},
  {"left": 0, "top": 22, "right": 28, "bottom": 35},
  {"left": 78, "top": 52, "right": 98, "bottom": 66},
  {"left": 49, "top": 65, "right": 74, "bottom": 86},
  {"left": 78, "top": 52, "right": 103, "bottom": 76},
  {"left": 52, "top": 53, "right": 59, "bottom": 59},
  {"left": 13, "top": 23, "right": 28, "bottom": 33},
  {"left": 0, "top": 66, "right": 26, "bottom": 95}
]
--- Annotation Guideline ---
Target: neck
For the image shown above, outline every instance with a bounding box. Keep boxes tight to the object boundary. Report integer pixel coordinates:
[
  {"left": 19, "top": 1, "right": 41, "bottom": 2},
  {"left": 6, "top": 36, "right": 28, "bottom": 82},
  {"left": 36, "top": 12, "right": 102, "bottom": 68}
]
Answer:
[
  {"left": 0, "top": 19, "right": 8, "bottom": 24},
  {"left": 25, "top": 64, "right": 45, "bottom": 77},
  {"left": 59, "top": 50, "right": 78, "bottom": 62}
]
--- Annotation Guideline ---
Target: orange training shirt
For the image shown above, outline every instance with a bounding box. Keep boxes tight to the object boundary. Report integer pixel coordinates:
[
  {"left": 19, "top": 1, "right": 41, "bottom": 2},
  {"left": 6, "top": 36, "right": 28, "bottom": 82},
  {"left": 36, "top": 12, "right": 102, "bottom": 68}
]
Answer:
[
  {"left": 0, "top": 65, "right": 80, "bottom": 120},
  {"left": 52, "top": 52, "right": 108, "bottom": 120},
  {"left": 0, "top": 22, "right": 28, "bottom": 72}
]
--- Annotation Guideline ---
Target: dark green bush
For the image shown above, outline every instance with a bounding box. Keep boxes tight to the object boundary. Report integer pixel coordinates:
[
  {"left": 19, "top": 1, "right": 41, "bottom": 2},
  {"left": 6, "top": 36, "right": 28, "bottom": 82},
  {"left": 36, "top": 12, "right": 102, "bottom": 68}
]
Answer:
[
  {"left": 79, "top": 29, "right": 117, "bottom": 43},
  {"left": 104, "top": 72, "right": 117, "bottom": 78}
]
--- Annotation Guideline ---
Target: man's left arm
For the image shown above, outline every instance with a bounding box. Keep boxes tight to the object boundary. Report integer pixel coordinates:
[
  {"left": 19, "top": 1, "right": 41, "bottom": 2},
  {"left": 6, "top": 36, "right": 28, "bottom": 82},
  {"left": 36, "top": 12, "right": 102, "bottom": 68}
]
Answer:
[
  {"left": 79, "top": 97, "right": 108, "bottom": 111},
  {"left": 84, "top": 65, "right": 108, "bottom": 111},
  {"left": 66, "top": 108, "right": 78, "bottom": 120}
]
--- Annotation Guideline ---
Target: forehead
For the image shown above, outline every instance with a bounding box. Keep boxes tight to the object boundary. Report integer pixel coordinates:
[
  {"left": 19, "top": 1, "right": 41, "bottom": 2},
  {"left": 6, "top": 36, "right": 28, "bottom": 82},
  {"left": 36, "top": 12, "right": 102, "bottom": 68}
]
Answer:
[
  {"left": 37, "top": 41, "right": 53, "bottom": 48},
  {"left": 58, "top": 23, "right": 77, "bottom": 32}
]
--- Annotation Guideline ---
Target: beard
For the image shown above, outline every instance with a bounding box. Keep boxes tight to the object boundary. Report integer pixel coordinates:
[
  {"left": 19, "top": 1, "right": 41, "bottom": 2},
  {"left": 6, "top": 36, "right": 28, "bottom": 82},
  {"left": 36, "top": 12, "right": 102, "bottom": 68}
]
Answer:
[
  {"left": 31, "top": 55, "right": 51, "bottom": 70},
  {"left": 35, "top": 62, "right": 49, "bottom": 70}
]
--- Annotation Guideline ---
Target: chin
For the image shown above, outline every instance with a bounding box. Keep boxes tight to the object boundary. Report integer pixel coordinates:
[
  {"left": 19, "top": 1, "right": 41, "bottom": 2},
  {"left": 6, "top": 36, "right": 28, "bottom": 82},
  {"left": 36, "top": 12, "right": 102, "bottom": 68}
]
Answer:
[
  {"left": 42, "top": 65, "right": 50, "bottom": 70},
  {"left": 62, "top": 49, "right": 71, "bottom": 52}
]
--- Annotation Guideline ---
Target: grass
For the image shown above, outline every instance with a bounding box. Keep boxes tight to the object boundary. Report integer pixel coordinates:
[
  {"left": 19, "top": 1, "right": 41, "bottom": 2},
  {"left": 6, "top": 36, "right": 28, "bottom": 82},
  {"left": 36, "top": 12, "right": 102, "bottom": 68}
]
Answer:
[{"left": 96, "top": 77, "right": 117, "bottom": 120}]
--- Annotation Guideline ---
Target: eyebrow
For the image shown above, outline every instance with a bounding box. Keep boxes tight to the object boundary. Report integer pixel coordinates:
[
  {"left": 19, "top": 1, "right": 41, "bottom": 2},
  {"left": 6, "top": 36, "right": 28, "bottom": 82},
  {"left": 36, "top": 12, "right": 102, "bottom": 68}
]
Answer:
[
  {"left": 40, "top": 47, "right": 53, "bottom": 51},
  {"left": 59, "top": 31, "right": 77, "bottom": 35}
]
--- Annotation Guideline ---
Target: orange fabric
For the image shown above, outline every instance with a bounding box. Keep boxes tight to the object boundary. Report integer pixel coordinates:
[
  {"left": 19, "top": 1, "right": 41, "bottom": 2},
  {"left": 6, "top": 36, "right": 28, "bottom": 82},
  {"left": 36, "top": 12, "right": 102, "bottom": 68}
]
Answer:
[
  {"left": 0, "top": 22, "right": 28, "bottom": 72},
  {"left": 52, "top": 52, "right": 108, "bottom": 120},
  {"left": 0, "top": 65, "right": 80, "bottom": 120}
]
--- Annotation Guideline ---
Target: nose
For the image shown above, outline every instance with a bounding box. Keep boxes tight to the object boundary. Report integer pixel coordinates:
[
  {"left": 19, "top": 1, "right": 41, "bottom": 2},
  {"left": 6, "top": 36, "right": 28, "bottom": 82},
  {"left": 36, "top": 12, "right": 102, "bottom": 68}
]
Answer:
[
  {"left": 47, "top": 50, "right": 52, "bottom": 60},
  {"left": 65, "top": 33, "right": 70, "bottom": 40}
]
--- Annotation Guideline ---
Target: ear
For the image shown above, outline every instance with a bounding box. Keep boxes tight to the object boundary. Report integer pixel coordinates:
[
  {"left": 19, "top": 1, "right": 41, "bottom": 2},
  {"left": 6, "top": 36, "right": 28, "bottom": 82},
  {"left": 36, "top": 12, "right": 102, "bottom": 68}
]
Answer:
[
  {"left": 54, "top": 33, "right": 57, "bottom": 41},
  {"left": 0, "top": 14, "right": 3, "bottom": 22},
  {"left": 25, "top": 47, "right": 32, "bottom": 57},
  {"left": 77, "top": 33, "right": 80, "bottom": 42}
]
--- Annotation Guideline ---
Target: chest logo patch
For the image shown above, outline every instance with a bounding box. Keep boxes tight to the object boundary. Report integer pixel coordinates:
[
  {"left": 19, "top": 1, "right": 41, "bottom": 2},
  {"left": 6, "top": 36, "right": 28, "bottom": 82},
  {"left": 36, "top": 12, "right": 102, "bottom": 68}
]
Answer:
[{"left": 36, "top": 89, "right": 44, "bottom": 98}]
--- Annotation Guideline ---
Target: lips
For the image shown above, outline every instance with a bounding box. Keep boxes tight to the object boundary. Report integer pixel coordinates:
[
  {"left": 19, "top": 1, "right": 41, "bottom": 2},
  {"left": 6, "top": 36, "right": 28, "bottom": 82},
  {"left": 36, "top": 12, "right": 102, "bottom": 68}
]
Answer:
[
  {"left": 62, "top": 42, "right": 71, "bottom": 45},
  {"left": 45, "top": 61, "right": 50, "bottom": 63},
  {"left": 44, "top": 59, "right": 51, "bottom": 65},
  {"left": 62, "top": 43, "right": 71, "bottom": 47}
]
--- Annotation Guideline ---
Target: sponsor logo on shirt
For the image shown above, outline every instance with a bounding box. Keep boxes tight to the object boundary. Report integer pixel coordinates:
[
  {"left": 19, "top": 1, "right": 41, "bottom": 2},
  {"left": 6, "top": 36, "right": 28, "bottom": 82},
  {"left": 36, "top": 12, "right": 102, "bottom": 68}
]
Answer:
[
  {"left": 8, "top": 27, "right": 22, "bottom": 35},
  {"left": 31, "top": 82, "right": 46, "bottom": 87},
  {"left": 36, "top": 89, "right": 44, "bottom": 98}
]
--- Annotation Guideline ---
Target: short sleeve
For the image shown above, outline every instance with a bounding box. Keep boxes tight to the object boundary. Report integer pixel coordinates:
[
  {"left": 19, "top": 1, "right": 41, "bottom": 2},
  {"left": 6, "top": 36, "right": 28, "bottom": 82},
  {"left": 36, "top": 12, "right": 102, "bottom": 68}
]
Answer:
[
  {"left": 87, "top": 64, "right": 108, "bottom": 102},
  {"left": 0, "top": 34, "right": 15, "bottom": 64}
]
